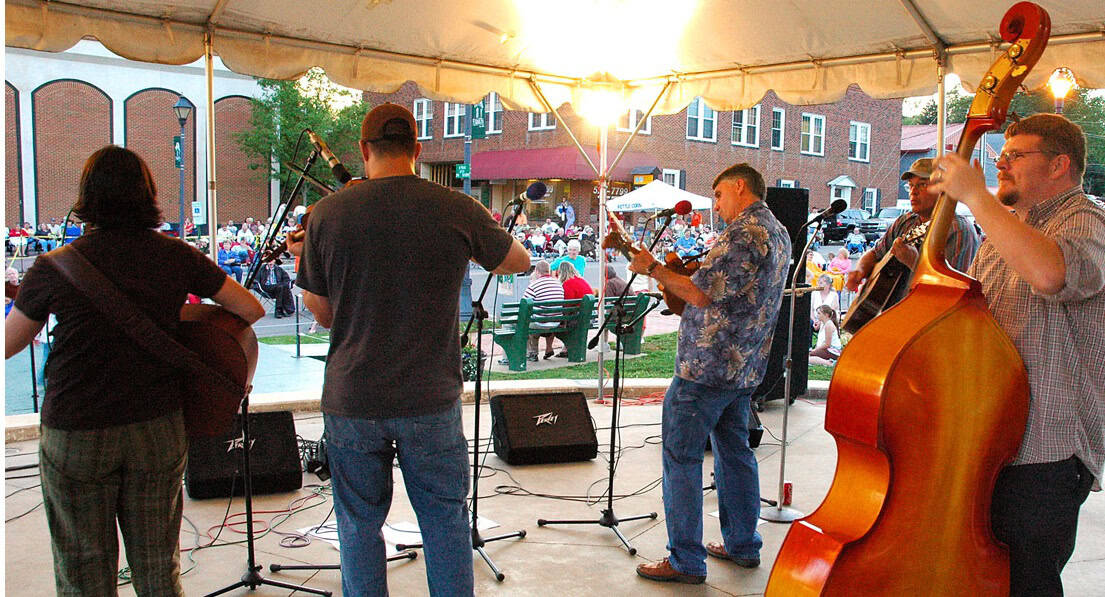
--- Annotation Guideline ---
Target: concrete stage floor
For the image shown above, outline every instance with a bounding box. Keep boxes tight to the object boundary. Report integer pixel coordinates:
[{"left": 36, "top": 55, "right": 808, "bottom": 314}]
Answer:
[{"left": 5, "top": 392, "right": 1104, "bottom": 596}]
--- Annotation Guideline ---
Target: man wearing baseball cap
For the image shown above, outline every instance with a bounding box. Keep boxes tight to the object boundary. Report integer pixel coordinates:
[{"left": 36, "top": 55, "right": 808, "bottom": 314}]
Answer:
[
  {"left": 293, "top": 103, "right": 530, "bottom": 595},
  {"left": 845, "top": 157, "right": 980, "bottom": 305}
]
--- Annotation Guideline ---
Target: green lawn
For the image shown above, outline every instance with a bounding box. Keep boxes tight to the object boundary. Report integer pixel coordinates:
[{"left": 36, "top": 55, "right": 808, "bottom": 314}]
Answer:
[{"left": 260, "top": 331, "right": 836, "bottom": 382}]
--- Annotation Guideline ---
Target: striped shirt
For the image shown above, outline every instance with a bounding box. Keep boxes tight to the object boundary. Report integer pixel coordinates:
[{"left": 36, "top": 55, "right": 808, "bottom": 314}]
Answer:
[
  {"left": 968, "top": 186, "right": 1105, "bottom": 489},
  {"left": 523, "top": 275, "right": 564, "bottom": 329}
]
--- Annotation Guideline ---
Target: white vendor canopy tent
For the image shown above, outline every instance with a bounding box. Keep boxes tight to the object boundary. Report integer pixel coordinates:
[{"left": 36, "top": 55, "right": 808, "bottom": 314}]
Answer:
[{"left": 607, "top": 180, "right": 713, "bottom": 212}]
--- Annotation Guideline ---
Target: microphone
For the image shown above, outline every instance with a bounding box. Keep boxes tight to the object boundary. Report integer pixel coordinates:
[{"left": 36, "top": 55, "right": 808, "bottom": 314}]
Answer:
[
  {"left": 805, "top": 199, "right": 848, "bottom": 225},
  {"left": 509, "top": 181, "right": 548, "bottom": 208},
  {"left": 305, "top": 129, "right": 352, "bottom": 185},
  {"left": 647, "top": 200, "right": 694, "bottom": 221}
]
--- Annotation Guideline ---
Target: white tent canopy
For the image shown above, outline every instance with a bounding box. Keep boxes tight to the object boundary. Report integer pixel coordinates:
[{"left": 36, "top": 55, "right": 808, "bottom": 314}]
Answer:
[
  {"left": 7, "top": 0, "right": 1104, "bottom": 115},
  {"left": 607, "top": 180, "right": 712, "bottom": 212}
]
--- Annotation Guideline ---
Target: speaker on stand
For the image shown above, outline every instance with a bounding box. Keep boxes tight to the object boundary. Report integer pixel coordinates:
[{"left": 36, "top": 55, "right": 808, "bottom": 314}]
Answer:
[{"left": 755, "top": 187, "right": 813, "bottom": 411}]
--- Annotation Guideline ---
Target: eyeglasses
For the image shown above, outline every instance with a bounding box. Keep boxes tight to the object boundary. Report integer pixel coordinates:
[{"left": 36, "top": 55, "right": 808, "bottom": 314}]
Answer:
[
  {"left": 902, "top": 180, "right": 929, "bottom": 193},
  {"left": 994, "top": 150, "right": 1056, "bottom": 166}
]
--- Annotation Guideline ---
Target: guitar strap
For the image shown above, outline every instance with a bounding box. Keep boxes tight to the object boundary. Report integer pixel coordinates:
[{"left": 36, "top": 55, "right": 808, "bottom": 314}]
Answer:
[{"left": 43, "top": 245, "right": 245, "bottom": 396}]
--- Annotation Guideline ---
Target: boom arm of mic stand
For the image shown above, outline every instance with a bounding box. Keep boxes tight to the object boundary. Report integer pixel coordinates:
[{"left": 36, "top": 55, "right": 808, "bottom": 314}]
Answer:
[
  {"left": 588, "top": 214, "right": 676, "bottom": 349},
  {"left": 244, "top": 150, "right": 320, "bottom": 290}
]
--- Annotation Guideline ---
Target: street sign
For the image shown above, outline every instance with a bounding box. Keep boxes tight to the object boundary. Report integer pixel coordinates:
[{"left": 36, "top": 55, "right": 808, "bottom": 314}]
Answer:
[
  {"left": 471, "top": 102, "right": 486, "bottom": 139},
  {"left": 455, "top": 163, "right": 471, "bottom": 179},
  {"left": 173, "top": 136, "right": 183, "bottom": 169},
  {"left": 191, "top": 200, "right": 207, "bottom": 226}
]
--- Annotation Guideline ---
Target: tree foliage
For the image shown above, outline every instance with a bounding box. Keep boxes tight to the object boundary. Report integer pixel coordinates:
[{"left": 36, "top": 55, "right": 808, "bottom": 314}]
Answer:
[
  {"left": 904, "top": 87, "right": 1105, "bottom": 195},
  {"left": 234, "top": 68, "right": 367, "bottom": 208}
]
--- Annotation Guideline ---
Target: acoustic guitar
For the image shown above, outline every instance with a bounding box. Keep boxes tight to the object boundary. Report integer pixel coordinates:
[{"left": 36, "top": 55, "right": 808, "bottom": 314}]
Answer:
[
  {"left": 178, "top": 304, "right": 259, "bottom": 437},
  {"left": 601, "top": 221, "right": 699, "bottom": 315},
  {"left": 840, "top": 221, "right": 929, "bottom": 334}
]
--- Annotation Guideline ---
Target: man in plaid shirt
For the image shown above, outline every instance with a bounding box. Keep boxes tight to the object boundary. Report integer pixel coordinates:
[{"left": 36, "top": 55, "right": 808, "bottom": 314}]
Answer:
[{"left": 933, "top": 114, "right": 1104, "bottom": 596}]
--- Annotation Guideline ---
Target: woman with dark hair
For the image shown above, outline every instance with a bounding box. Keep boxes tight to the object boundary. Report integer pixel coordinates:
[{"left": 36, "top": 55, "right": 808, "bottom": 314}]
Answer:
[{"left": 5, "top": 145, "right": 264, "bottom": 595}]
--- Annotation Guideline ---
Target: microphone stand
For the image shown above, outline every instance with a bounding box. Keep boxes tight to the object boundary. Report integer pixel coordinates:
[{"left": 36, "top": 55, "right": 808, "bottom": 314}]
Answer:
[
  {"left": 243, "top": 150, "right": 322, "bottom": 291},
  {"left": 537, "top": 215, "right": 680, "bottom": 553},
  {"left": 759, "top": 216, "right": 825, "bottom": 523},
  {"left": 397, "top": 200, "right": 528, "bottom": 582}
]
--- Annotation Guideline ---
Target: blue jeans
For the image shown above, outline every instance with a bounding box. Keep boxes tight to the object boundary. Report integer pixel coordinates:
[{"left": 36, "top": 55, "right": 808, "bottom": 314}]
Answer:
[
  {"left": 324, "top": 404, "right": 473, "bottom": 597},
  {"left": 661, "top": 377, "right": 762, "bottom": 577}
]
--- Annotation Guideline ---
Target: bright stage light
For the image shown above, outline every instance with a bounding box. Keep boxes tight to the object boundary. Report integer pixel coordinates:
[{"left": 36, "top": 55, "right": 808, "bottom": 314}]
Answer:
[
  {"left": 513, "top": 0, "right": 697, "bottom": 80},
  {"left": 579, "top": 83, "right": 625, "bottom": 127},
  {"left": 1047, "top": 67, "right": 1076, "bottom": 114}
]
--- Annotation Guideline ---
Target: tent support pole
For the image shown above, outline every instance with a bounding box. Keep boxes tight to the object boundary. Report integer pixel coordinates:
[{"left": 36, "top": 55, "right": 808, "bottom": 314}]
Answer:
[
  {"left": 936, "top": 62, "right": 946, "bottom": 158},
  {"left": 204, "top": 32, "right": 219, "bottom": 261},
  {"left": 608, "top": 81, "right": 672, "bottom": 176},
  {"left": 528, "top": 80, "right": 600, "bottom": 177}
]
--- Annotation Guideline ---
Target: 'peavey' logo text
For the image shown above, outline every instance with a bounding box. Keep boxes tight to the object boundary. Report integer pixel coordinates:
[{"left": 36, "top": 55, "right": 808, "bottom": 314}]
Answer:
[{"left": 533, "top": 412, "right": 558, "bottom": 426}]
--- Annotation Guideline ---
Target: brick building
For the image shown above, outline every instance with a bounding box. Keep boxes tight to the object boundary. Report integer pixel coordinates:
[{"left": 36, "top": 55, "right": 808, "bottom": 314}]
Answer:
[
  {"left": 366, "top": 82, "right": 902, "bottom": 226},
  {"left": 4, "top": 41, "right": 273, "bottom": 230}
]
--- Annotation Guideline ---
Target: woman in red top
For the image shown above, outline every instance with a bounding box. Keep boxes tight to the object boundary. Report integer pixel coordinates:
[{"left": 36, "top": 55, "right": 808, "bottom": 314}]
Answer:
[{"left": 558, "top": 261, "right": 592, "bottom": 299}]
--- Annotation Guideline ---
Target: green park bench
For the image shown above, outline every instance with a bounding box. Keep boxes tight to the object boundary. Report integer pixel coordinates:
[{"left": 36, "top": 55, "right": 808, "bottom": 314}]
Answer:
[{"left": 493, "top": 294, "right": 651, "bottom": 372}]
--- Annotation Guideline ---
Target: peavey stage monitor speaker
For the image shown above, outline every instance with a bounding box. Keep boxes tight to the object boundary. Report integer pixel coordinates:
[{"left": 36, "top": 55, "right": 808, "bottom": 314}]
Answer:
[
  {"left": 489, "top": 392, "right": 598, "bottom": 465},
  {"left": 185, "top": 411, "right": 302, "bottom": 499}
]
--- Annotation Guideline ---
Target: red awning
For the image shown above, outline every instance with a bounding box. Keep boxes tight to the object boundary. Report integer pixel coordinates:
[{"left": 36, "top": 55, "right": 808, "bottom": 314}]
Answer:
[{"left": 472, "top": 146, "right": 657, "bottom": 181}]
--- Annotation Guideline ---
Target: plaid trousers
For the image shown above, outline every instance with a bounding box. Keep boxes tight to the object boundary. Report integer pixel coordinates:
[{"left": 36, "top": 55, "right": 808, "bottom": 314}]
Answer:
[{"left": 39, "top": 410, "right": 187, "bottom": 596}]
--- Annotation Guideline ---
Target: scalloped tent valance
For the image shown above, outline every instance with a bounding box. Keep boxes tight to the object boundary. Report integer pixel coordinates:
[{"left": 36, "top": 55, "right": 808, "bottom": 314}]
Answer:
[{"left": 7, "top": 0, "right": 1104, "bottom": 114}]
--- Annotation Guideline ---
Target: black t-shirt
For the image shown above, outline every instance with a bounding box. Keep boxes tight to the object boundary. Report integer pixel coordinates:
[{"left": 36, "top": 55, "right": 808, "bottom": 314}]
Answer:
[
  {"left": 14, "top": 229, "right": 228, "bottom": 430},
  {"left": 296, "top": 175, "right": 512, "bottom": 419}
]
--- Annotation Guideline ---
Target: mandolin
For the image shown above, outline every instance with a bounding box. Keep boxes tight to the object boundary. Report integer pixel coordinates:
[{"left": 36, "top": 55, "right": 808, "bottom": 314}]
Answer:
[
  {"left": 840, "top": 221, "right": 929, "bottom": 334},
  {"left": 766, "top": 3, "right": 1048, "bottom": 594},
  {"left": 601, "top": 217, "right": 699, "bottom": 315}
]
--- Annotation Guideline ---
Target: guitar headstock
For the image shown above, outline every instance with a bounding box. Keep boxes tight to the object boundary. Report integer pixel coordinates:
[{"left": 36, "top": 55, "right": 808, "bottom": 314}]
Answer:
[{"left": 602, "top": 213, "right": 637, "bottom": 259}]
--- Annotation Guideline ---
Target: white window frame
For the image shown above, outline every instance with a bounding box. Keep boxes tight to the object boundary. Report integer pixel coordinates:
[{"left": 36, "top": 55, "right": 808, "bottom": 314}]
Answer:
[
  {"left": 801, "top": 113, "right": 825, "bottom": 156},
  {"left": 686, "top": 97, "right": 716, "bottom": 142},
  {"left": 771, "top": 108, "right": 786, "bottom": 151},
  {"left": 731, "top": 104, "right": 760, "bottom": 147},
  {"left": 444, "top": 102, "right": 466, "bottom": 138},
  {"left": 616, "top": 109, "right": 652, "bottom": 134},
  {"left": 832, "top": 185, "right": 852, "bottom": 206},
  {"left": 413, "top": 99, "right": 433, "bottom": 140},
  {"left": 863, "top": 187, "right": 878, "bottom": 213},
  {"left": 778, "top": 179, "right": 796, "bottom": 188},
  {"left": 662, "top": 168, "right": 682, "bottom": 188},
  {"left": 486, "top": 92, "right": 503, "bottom": 134},
  {"left": 850, "top": 121, "right": 871, "bottom": 162},
  {"left": 528, "top": 112, "right": 556, "bottom": 131}
]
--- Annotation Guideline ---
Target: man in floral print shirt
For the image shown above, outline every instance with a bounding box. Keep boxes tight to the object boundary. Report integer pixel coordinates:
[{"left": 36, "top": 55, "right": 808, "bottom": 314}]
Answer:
[{"left": 629, "top": 163, "right": 790, "bottom": 585}]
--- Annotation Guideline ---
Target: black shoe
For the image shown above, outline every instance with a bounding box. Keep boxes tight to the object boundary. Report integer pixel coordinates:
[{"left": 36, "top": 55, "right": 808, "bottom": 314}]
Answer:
[
  {"left": 556, "top": 351, "right": 568, "bottom": 358},
  {"left": 527, "top": 354, "right": 538, "bottom": 362},
  {"left": 274, "top": 313, "right": 283, "bottom": 319}
]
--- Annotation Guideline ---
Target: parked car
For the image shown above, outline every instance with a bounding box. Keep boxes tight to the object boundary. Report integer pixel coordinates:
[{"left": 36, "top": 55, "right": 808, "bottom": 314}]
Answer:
[
  {"left": 859, "top": 207, "right": 909, "bottom": 241},
  {"left": 823, "top": 208, "right": 870, "bottom": 242}
]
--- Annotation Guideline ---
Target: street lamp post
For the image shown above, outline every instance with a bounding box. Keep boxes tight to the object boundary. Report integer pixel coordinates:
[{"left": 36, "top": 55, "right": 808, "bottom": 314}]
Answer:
[
  {"left": 1047, "top": 67, "right": 1076, "bottom": 114},
  {"left": 173, "top": 96, "right": 193, "bottom": 240}
]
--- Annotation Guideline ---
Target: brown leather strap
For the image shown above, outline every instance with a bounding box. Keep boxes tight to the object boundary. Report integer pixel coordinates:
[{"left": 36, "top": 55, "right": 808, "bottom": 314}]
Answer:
[{"left": 44, "top": 244, "right": 244, "bottom": 395}]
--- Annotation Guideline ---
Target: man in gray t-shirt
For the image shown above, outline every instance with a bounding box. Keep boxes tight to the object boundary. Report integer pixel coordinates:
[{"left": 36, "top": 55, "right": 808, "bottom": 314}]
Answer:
[{"left": 293, "top": 104, "right": 529, "bottom": 596}]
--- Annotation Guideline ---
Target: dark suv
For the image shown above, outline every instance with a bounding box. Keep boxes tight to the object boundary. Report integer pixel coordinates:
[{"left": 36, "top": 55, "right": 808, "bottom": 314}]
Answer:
[
  {"left": 859, "top": 207, "right": 908, "bottom": 241},
  {"left": 823, "top": 208, "right": 869, "bottom": 242}
]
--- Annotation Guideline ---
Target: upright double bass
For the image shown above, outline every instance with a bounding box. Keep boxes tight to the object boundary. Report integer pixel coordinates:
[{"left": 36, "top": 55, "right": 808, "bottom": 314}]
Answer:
[{"left": 766, "top": 3, "right": 1049, "bottom": 595}]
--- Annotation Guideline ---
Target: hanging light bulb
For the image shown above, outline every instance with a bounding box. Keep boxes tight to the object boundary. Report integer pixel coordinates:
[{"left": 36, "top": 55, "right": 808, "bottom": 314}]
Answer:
[{"left": 1047, "top": 67, "right": 1077, "bottom": 114}]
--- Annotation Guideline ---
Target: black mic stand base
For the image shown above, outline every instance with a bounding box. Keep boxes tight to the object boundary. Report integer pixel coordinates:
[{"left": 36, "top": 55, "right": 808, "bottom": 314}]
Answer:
[
  {"left": 537, "top": 509, "right": 657, "bottom": 556},
  {"left": 268, "top": 549, "right": 418, "bottom": 574},
  {"left": 203, "top": 391, "right": 332, "bottom": 597}
]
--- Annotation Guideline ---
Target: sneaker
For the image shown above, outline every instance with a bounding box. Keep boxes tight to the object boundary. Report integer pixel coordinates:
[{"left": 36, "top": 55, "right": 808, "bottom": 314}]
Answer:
[
  {"left": 527, "top": 354, "right": 538, "bottom": 362},
  {"left": 706, "top": 542, "right": 759, "bottom": 568},
  {"left": 635, "top": 558, "right": 705, "bottom": 584}
]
